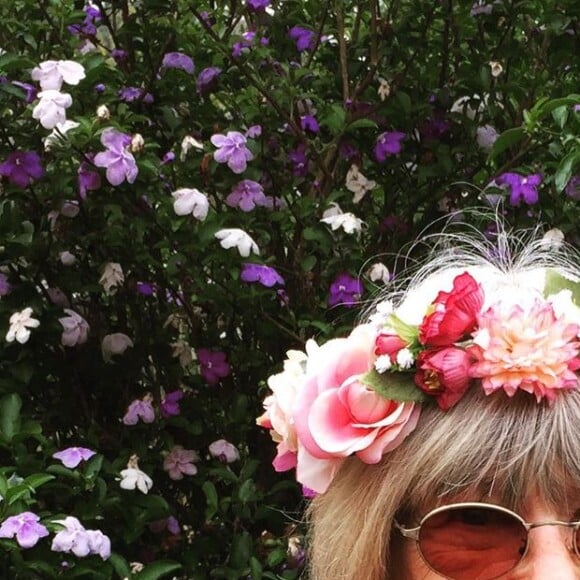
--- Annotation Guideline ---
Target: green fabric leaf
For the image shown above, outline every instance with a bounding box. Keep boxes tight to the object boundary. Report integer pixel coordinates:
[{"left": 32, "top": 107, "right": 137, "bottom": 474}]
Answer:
[
  {"left": 544, "top": 270, "right": 580, "bottom": 306},
  {"left": 388, "top": 314, "right": 419, "bottom": 344},
  {"left": 361, "top": 369, "right": 431, "bottom": 403}
]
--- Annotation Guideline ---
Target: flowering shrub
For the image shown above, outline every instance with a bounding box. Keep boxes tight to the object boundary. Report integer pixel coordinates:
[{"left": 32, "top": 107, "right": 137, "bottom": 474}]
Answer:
[{"left": 0, "top": 0, "right": 578, "bottom": 577}]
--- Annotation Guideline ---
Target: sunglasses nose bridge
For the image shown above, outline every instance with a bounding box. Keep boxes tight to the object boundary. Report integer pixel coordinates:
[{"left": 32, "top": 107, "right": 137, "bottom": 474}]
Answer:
[{"left": 525, "top": 521, "right": 580, "bottom": 556}]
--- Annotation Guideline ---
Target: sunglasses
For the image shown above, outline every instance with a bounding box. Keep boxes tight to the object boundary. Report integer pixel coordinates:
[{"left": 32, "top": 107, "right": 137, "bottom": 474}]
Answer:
[{"left": 395, "top": 502, "right": 580, "bottom": 580}]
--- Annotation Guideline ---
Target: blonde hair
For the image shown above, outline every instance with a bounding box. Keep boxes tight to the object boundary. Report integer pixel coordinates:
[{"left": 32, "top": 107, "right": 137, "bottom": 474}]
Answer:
[{"left": 306, "top": 223, "right": 580, "bottom": 579}]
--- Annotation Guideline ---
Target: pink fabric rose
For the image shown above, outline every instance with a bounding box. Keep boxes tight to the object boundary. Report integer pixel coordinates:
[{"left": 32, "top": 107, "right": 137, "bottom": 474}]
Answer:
[{"left": 294, "top": 325, "right": 420, "bottom": 493}]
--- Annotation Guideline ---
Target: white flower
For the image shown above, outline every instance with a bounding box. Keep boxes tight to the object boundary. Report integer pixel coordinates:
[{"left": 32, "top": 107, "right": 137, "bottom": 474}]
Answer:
[
  {"left": 320, "top": 204, "right": 364, "bottom": 235},
  {"left": 345, "top": 165, "right": 377, "bottom": 204},
  {"left": 172, "top": 188, "right": 209, "bottom": 221},
  {"left": 31, "top": 60, "right": 86, "bottom": 91},
  {"left": 377, "top": 77, "right": 391, "bottom": 101},
  {"left": 32, "top": 90, "right": 73, "bottom": 129},
  {"left": 99, "top": 262, "right": 124, "bottom": 295},
  {"left": 396, "top": 348, "right": 414, "bottom": 369},
  {"left": 171, "top": 339, "right": 194, "bottom": 368},
  {"left": 450, "top": 94, "right": 485, "bottom": 120},
  {"left": 119, "top": 455, "right": 153, "bottom": 494},
  {"left": 374, "top": 354, "right": 392, "bottom": 373},
  {"left": 59, "top": 251, "right": 76, "bottom": 266},
  {"left": 489, "top": 60, "right": 503, "bottom": 77},
  {"left": 215, "top": 228, "right": 259, "bottom": 257},
  {"left": 96, "top": 104, "right": 110, "bottom": 120},
  {"left": 549, "top": 289, "right": 580, "bottom": 328},
  {"left": 476, "top": 124, "right": 499, "bottom": 152},
  {"left": 368, "top": 299, "right": 394, "bottom": 327},
  {"left": 367, "top": 262, "right": 390, "bottom": 284},
  {"left": 131, "top": 134, "right": 144, "bottom": 152},
  {"left": 44, "top": 120, "right": 80, "bottom": 150},
  {"left": 101, "top": 333, "right": 134, "bottom": 363},
  {"left": 59, "top": 309, "right": 89, "bottom": 347},
  {"left": 541, "top": 228, "right": 565, "bottom": 249},
  {"left": 180, "top": 135, "right": 203, "bottom": 161},
  {"left": 6, "top": 307, "right": 40, "bottom": 344}
]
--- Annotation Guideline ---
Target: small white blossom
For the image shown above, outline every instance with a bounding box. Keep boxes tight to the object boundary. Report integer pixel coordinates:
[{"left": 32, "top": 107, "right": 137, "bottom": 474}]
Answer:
[
  {"left": 215, "top": 228, "right": 259, "bottom": 257},
  {"left": 476, "top": 124, "right": 499, "bottom": 152},
  {"left": 171, "top": 188, "right": 209, "bottom": 221},
  {"left": 368, "top": 300, "right": 395, "bottom": 327},
  {"left": 59, "top": 251, "right": 77, "bottom": 266},
  {"left": 489, "top": 60, "right": 503, "bottom": 77},
  {"left": 345, "top": 165, "right": 377, "bottom": 204},
  {"left": 101, "top": 333, "right": 134, "bottom": 363},
  {"left": 368, "top": 262, "right": 390, "bottom": 284},
  {"left": 32, "top": 90, "right": 73, "bottom": 129},
  {"left": 44, "top": 120, "right": 80, "bottom": 151},
  {"left": 96, "top": 104, "right": 110, "bottom": 120},
  {"left": 541, "top": 228, "right": 565, "bottom": 249},
  {"left": 180, "top": 135, "right": 204, "bottom": 161},
  {"left": 31, "top": 60, "right": 86, "bottom": 91},
  {"left": 374, "top": 354, "right": 392, "bottom": 373},
  {"left": 450, "top": 94, "right": 485, "bottom": 120},
  {"left": 119, "top": 455, "right": 153, "bottom": 494},
  {"left": 99, "top": 262, "right": 124, "bottom": 295},
  {"left": 130, "top": 133, "right": 144, "bottom": 152},
  {"left": 377, "top": 77, "right": 391, "bottom": 101},
  {"left": 59, "top": 309, "right": 89, "bottom": 347},
  {"left": 6, "top": 307, "right": 40, "bottom": 344},
  {"left": 320, "top": 204, "right": 365, "bottom": 235},
  {"left": 396, "top": 348, "right": 414, "bottom": 369},
  {"left": 171, "top": 339, "right": 194, "bottom": 368}
]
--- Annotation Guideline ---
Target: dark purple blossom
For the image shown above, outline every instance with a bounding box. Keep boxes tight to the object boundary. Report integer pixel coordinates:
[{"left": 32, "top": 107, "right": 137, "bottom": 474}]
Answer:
[
  {"left": 565, "top": 175, "right": 580, "bottom": 200},
  {"left": 196, "top": 67, "right": 221, "bottom": 95},
  {"left": 0, "top": 273, "right": 11, "bottom": 297},
  {"left": 0, "top": 151, "right": 44, "bottom": 188},
  {"left": 197, "top": 349, "right": 231, "bottom": 385},
  {"left": 149, "top": 516, "right": 180, "bottom": 535},
  {"left": 111, "top": 48, "right": 128, "bottom": 62},
  {"left": 161, "top": 52, "right": 195, "bottom": 74},
  {"left": 288, "top": 144, "right": 309, "bottom": 177},
  {"left": 161, "top": 151, "right": 175, "bottom": 165},
  {"left": 68, "top": 3, "right": 101, "bottom": 35},
  {"left": 328, "top": 273, "right": 364, "bottom": 307},
  {"left": 300, "top": 115, "right": 319, "bottom": 134},
  {"left": 289, "top": 26, "right": 316, "bottom": 52},
  {"left": 496, "top": 172, "right": 542, "bottom": 206},
  {"left": 374, "top": 132, "right": 405, "bottom": 162},
  {"left": 240, "top": 263, "right": 285, "bottom": 287},
  {"left": 339, "top": 141, "right": 359, "bottom": 160},
  {"left": 420, "top": 112, "right": 450, "bottom": 140},
  {"left": 160, "top": 390, "right": 184, "bottom": 418},
  {"left": 118, "top": 87, "right": 154, "bottom": 103},
  {"left": 93, "top": 128, "right": 138, "bottom": 186},
  {"left": 78, "top": 160, "right": 101, "bottom": 199},
  {"left": 232, "top": 31, "right": 257, "bottom": 58},
  {"left": 136, "top": 281, "right": 156, "bottom": 296},
  {"left": 247, "top": 0, "right": 271, "bottom": 10},
  {"left": 12, "top": 81, "right": 37, "bottom": 103},
  {"left": 226, "top": 179, "right": 267, "bottom": 211},
  {"left": 94, "top": 83, "right": 106, "bottom": 93}
]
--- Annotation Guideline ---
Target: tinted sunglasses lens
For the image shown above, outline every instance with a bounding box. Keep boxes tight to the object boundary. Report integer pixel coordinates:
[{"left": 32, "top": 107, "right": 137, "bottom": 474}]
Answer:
[{"left": 418, "top": 506, "right": 527, "bottom": 580}]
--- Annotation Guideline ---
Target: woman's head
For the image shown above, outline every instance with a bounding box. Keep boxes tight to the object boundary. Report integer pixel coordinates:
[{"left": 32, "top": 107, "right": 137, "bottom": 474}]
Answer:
[{"left": 256, "top": 225, "right": 580, "bottom": 578}]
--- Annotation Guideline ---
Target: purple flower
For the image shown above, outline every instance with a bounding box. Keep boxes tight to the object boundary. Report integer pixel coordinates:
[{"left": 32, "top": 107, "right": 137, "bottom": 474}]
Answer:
[
  {"left": 78, "top": 160, "right": 101, "bottom": 198},
  {"left": 111, "top": 48, "right": 128, "bottom": 62},
  {"left": 197, "top": 349, "right": 231, "bottom": 385},
  {"left": 68, "top": 4, "right": 101, "bottom": 35},
  {"left": 240, "top": 263, "right": 285, "bottom": 287},
  {"left": 300, "top": 115, "right": 319, "bottom": 134},
  {"left": 289, "top": 26, "right": 316, "bottom": 52},
  {"left": 93, "top": 128, "right": 138, "bottom": 186},
  {"left": 420, "top": 113, "right": 450, "bottom": 140},
  {"left": 496, "top": 172, "right": 542, "bottom": 206},
  {"left": 565, "top": 175, "right": 580, "bottom": 200},
  {"left": 210, "top": 131, "right": 253, "bottom": 174},
  {"left": 339, "top": 141, "right": 359, "bottom": 160},
  {"left": 118, "top": 86, "right": 154, "bottom": 103},
  {"left": 122, "top": 396, "right": 155, "bottom": 425},
  {"left": 161, "top": 52, "right": 194, "bottom": 74},
  {"left": 0, "top": 512, "right": 49, "bottom": 548},
  {"left": 247, "top": 0, "right": 271, "bottom": 10},
  {"left": 246, "top": 125, "right": 262, "bottom": 138},
  {"left": 149, "top": 516, "right": 180, "bottom": 535},
  {"left": 0, "top": 151, "right": 44, "bottom": 188},
  {"left": 160, "top": 390, "right": 184, "bottom": 418},
  {"left": 161, "top": 151, "right": 175, "bottom": 164},
  {"left": 470, "top": 1, "right": 494, "bottom": 16},
  {"left": 209, "top": 439, "right": 240, "bottom": 463},
  {"left": 51, "top": 517, "right": 111, "bottom": 560},
  {"left": 12, "top": 81, "right": 37, "bottom": 103},
  {"left": 0, "top": 273, "right": 11, "bottom": 297},
  {"left": 302, "top": 485, "right": 318, "bottom": 499},
  {"left": 288, "top": 144, "right": 309, "bottom": 177},
  {"left": 328, "top": 273, "right": 364, "bottom": 307},
  {"left": 196, "top": 67, "right": 221, "bottom": 95},
  {"left": 94, "top": 83, "right": 106, "bottom": 93},
  {"left": 52, "top": 447, "right": 96, "bottom": 469},
  {"left": 232, "top": 31, "right": 257, "bottom": 58},
  {"left": 135, "top": 281, "right": 156, "bottom": 296},
  {"left": 374, "top": 131, "right": 405, "bottom": 162},
  {"left": 226, "top": 179, "right": 267, "bottom": 211}
]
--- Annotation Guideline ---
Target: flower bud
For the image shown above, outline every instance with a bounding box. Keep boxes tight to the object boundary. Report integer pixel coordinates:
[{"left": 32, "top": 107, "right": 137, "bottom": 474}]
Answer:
[
  {"left": 96, "top": 104, "right": 110, "bottom": 120},
  {"left": 131, "top": 133, "right": 144, "bottom": 152}
]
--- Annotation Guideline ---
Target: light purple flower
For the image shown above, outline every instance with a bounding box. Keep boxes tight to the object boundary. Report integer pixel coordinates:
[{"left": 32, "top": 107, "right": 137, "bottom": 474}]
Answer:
[
  {"left": 93, "top": 128, "right": 138, "bottom": 186},
  {"left": 163, "top": 445, "right": 199, "bottom": 480},
  {"left": 328, "top": 273, "right": 364, "bottom": 307},
  {"left": 196, "top": 66, "right": 221, "bottom": 95},
  {"left": 565, "top": 175, "right": 580, "bottom": 200},
  {"left": 0, "top": 512, "right": 49, "bottom": 548},
  {"left": 240, "top": 263, "right": 285, "bottom": 287},
  {"left": 76, "top": 160, "right": 101, "bottom": 199},
  {"left": 374, "top": 131, "right": 405, "bottom": 162},
  {"left": 226, "top": 179, "right": 267, "bottom": 211},
  {"left": 0, "top": 151, "right": 44, "bottom": 188},
  {"left": 160, "top": 390, "right": 184, "bottom": 418},
  {"left": 246, "top": 125, "right": 262, "bottom": 138},
  {"left": 86, "top": 529, "right": 111, "bottom": 560},
  {"left": 51, "top": 517, "right": 111, "bottom": 560},
  {"left": 118, "top": 86, "right": 154, "bottom": 103},
  {"left": 59, "top": 309, "right": 90, "bottom": 347},
  {"left": 12, "top": 81, "right": 37, "bottom": 103},
  {"left": 470, "top": 1, "right": 494, "bottom": 16},
  {"left": 210, "top": 131, "right": 253, "bottom": 174},
  {"left": 123, "top": 396, "right": 155, "bottom": 425},
  {"left": 161, "top": 52, "right": 194, "bottom": 74},
  {"left": 247, "top": 0, "right": 271, "bottom": 10},
  {"left": 197, "top": 349, "right": 231, "bottom": 385},
  {"left": 209, "top": 439, "right": 240, "bottom": 463},
  {"left": 496, "top": 172, "right": 542, "bottom": 206},
  {"left": 53, "top": 446, "right": 96, "bottom": 469},
  {"left": 289, "top": 26, "right": 316, "bottom": 52},
  {"left": 0, "top": 273, "right": 11, "bottom": 297}
]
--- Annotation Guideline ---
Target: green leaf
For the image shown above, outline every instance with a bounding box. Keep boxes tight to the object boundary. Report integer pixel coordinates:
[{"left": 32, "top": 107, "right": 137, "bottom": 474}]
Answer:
[
  {"left": 555, "top": 150, "right": 580, "bottom": 193},
  {"left": 346, "top": 118, "right": 378, "bottom": 131},
  {"left": 552, "top": 105, "right": 569, "bottom": 129},
  {"left": 133, "top": 561, "right": 182, "bottom": 580},
  {"left": 388, "top": 314, "right": 419, "bottom": 344},
  {"left": 23, "top": 473, "right": 55, "bottom": 490},
  {"left": 488, "top": 127, "right": 526, "bottom": 162},
  {"left": 238, "top": 479, "right": 257, "bottom": 503},
  {"left": 544, "top": 270, "right": 580, "bottom": 306},
  {"left": 361, "top": 369, "right": 430, "bottom": 403},
  {"left": 230, "top": 532, "right": 252, "bottom": 568},
  {"left": 0, "top": 393, "right": 22, "bottom": 442},
  {"left": 108, "top": 553, "right": 132, "bottom": 578},
  {"left": 203, "top": 481, "right": 219, "bottom": 520}
]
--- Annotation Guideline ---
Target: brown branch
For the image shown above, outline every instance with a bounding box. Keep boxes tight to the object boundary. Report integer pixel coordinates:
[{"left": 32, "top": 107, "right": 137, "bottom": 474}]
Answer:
[{"left": 335, "top": 0, "right": 350, "bottom": 101}]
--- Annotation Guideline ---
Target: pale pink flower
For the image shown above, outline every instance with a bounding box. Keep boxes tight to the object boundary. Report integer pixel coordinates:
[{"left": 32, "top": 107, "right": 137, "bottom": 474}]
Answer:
[
  {"left": 470, "top": 299, "right": 580, "bottom": 401},
  {"left": 208, "top": 439, "right": 240, "bottom": 463},
  {"left": 163, "top": 445, "right": 199, "bottom": 480},
  {"left": 59, "top": 309, "right": 89, "bottom": 347}
]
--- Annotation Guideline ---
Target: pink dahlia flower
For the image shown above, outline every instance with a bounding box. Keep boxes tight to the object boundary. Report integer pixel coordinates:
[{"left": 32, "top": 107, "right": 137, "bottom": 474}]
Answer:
[{"left": 469, "top": 299, "right": 580, "bottom": 401}]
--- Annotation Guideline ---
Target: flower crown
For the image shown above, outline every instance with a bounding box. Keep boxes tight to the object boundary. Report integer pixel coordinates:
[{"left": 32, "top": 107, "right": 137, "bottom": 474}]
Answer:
[{"left": 257, "top": 268, "right": 580, "bottom": 494}]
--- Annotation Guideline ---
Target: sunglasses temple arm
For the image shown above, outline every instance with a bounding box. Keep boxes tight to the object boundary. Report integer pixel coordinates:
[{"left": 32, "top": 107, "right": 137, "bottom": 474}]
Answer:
[{"left": 394, "top": 521, "right": 421, "bottom": 541}]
